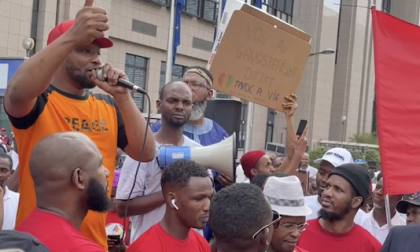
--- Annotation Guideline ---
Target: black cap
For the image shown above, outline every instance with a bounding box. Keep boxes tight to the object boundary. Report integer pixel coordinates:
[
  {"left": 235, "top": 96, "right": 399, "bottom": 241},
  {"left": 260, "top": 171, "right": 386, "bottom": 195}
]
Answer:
[
  {"left": 367, "top": 160, "right": 377, "bottom": 167},
  {"left": 0, "top": 230, "right": 50, "bottom": 252},
  {"left": 396, "top": 192, "right": 420, "bottom": 214},
  {"left": 329, "top": 163, "right": 371, "bottom": 201}
]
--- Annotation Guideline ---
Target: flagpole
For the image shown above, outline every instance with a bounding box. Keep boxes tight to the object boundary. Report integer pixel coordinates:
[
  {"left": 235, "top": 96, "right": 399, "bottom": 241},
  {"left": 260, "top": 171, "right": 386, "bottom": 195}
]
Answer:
[
  {"left": 165, "top": 0, "right": 176, "bottom": 83},
  {"left": 212, "top": 0, "right": 224, "bottom": 98}
]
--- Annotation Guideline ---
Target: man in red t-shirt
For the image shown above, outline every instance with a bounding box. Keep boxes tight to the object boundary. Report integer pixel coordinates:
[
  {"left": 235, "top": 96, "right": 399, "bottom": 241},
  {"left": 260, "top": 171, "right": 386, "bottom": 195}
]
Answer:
[
  {"left": 126, "top": 160, "right": 212, "bottom": 252},
  {"left": 209, "top": 183, "right": 276, "bottom": 252},
  {"left": 16, "top": 132, "right": 110, "bottom": 252},
  {"left": 297, "top": 164, "right": 381, "bottom": 252}
]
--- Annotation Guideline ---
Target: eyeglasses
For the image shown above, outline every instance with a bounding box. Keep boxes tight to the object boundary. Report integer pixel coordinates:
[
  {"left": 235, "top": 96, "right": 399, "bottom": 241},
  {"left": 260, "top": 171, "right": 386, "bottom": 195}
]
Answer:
[
  {"left": 252, "top": 211, "right": 281, "bottom": 239},
  {"left": 186, "top": 81, "right": 210, "bottom": 90},
  {"left": 278, "top": 222, "right": 308, "bottom": 233}
]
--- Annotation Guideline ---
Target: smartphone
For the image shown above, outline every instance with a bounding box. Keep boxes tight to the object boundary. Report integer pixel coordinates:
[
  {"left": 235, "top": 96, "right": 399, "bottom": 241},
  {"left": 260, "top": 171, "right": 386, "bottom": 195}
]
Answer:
[
  {"left": 296, "top": 169, "right": 309, "bottom": 192},
  {"left": 107, "top": 234, "right": 122, "bottom": 245},
  {"left": 296, "top": 120, "right": 308, "bottom": 136}
]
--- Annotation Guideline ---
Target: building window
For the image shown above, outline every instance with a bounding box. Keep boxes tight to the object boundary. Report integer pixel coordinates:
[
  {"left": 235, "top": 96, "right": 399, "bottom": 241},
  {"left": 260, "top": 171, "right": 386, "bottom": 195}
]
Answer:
[
  {"left": 159, "top": 62, "right": 188, "bottom": 92},
  {"left": 148, "top": 0, "right": 167, "bottom": 5},
  {"left": 382, "top": 0, "right": 391, "bottom": 13},
  {"left": 161, "top": 0, "right": 218, "bottom": 23},
  {"left": 262, "top": 0, "right": 293, "bottom": 23},
  {"left": 184, "top": 0, "right": 200, "bottom": 16},
  {"left": 125, "top": 54, "right": 148, "bottom": 111},
  {"left": 202, "top": 0, "right": 217, "bottom": 22}
]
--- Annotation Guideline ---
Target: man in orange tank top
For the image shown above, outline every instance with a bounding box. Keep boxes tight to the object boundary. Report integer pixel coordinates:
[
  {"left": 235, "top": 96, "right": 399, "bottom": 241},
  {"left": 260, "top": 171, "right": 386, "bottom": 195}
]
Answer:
[{"left": 3, "top": 0, "right": 156, "bottom": 250}]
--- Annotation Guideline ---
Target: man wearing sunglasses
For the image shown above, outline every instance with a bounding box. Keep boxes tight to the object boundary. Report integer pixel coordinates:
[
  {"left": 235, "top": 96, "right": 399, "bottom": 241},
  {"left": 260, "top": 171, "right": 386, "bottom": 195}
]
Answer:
[
  {"left": 263, "top": 176, "right": 311, "bottom": 252},
  {"left": 209, "top": 183, "right": 278, "bottom": 252}
]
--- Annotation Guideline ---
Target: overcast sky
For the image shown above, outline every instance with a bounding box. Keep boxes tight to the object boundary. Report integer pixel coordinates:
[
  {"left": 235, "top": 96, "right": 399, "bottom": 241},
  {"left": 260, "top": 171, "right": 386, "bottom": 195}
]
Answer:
[{"left": 324, "top": 0, "right": 340, "bottom": 12}]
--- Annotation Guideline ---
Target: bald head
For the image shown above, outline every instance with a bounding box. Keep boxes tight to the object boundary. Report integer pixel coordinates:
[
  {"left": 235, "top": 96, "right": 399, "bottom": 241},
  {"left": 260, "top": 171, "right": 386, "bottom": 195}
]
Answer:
[
  {"left": 158, "top": 81, "right": 192, "bottom": 128},
  {"left": 30, "top": 132, "right": 102, "bottom": 188},
  {"left": 159, "top": 81, "right": 192, "bottom": 100}
]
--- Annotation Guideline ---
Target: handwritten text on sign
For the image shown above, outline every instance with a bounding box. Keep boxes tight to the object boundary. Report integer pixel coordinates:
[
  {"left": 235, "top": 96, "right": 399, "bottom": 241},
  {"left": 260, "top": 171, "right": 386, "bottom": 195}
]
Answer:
[{"left": 209, "top": 10, "right": 311, "bottom": 111}]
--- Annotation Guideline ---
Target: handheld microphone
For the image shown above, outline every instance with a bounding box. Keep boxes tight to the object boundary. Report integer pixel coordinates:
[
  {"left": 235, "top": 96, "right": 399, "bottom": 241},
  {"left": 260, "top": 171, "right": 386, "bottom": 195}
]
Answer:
[{"left": 96, "top": 69, "right": 147, "bottom": 94}]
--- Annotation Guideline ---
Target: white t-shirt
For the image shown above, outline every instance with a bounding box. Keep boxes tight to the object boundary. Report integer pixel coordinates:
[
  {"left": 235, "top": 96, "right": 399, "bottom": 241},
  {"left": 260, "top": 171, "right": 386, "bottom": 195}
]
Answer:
[
  {"left": 116, "top": 136, "right": 202, "bottom": 242},
  {"left": 2, "top": 186, "right": 19, "bottom": 230},
  {"left": 359, "top": 208, "right": 406, "bottom": 244},
  {"left": 304, "top": 195, "right": 372, "bottom": 233},
  {"left": 235, "top": 164, "right": 247, "bottom": 183},
  {"left": 11, "top": 151, "right": 18, "bottom": 171}
]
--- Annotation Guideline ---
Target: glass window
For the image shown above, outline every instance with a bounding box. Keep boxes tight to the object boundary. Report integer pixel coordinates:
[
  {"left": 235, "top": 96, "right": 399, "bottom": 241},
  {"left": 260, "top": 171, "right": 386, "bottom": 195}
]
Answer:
[
  {"left": 382, "top": 0, "right": 391, "bottom": 13},
  {"left": 285, "top": 0, "right": 293, "bottom": 15},
  {"left": 203, "top": 0, "right": 217, "bottom": 22},
  {"left": 184, "top": 0, "right": 200, "bottom": 16},
  {"left": 150, "top": 0, "right": 168, "bottom": 5},
  {"left": 159, "top": 62, "right": 188, "bottom": 92},
  {"left": 263, "top": 0, "right": 293, "bottom": 23},
  {"left": 125, "top": 54, "right": 148, "bottom": 111}
]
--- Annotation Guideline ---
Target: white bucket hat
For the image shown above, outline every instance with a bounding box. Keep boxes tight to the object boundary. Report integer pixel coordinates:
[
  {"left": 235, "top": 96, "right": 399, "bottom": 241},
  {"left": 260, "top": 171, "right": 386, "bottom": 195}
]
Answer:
[
  {"left": 263, "top": 176, "right": 312, "bottom": 216},
  {"left": 313, "top": 147, "right": 353, "bottom": 167}
]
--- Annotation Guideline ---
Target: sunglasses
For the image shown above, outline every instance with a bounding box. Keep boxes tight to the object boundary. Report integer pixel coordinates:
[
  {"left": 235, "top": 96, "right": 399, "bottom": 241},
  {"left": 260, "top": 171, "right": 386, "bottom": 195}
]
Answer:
[{"left": 252, "top": 210, "right": 281, "bottom": 239}]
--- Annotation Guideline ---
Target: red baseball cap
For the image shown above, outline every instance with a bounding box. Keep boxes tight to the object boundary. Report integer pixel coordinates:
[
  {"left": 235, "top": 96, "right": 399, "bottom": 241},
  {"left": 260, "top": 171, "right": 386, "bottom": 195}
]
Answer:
[{"left": 47, "top": 20, "right": 113, "bottom": 48}]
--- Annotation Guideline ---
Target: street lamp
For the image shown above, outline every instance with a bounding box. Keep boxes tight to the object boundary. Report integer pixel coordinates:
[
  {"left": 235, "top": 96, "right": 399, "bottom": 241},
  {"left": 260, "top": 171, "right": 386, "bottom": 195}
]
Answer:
[
  {"left": 306, "top": 48, "right": 336, "bottom": 148},
  {"left": 309, "top": 48, "right": 335, "bottom": 57},
  {"left": 21, "top": 37, "right": 35, "bottom": 59}
]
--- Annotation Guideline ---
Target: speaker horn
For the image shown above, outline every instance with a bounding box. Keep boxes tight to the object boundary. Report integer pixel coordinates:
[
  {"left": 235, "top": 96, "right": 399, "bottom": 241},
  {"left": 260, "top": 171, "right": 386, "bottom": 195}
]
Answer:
[{"left": 157, "top": 133, "right": 237, "bottom": 181}]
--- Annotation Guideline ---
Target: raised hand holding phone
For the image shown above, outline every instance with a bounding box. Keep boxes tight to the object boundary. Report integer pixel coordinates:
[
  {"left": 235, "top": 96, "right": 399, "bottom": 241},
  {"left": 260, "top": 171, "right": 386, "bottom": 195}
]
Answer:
[{"left": 65, "top": 0, "right": 109, "bottom": 47}]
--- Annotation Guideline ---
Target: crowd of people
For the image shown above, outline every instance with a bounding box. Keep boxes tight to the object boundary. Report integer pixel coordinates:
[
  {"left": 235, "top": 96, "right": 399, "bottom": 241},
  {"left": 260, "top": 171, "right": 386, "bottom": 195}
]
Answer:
[{"left": 1, "top": 1, "right": 420, "bottom": 252}]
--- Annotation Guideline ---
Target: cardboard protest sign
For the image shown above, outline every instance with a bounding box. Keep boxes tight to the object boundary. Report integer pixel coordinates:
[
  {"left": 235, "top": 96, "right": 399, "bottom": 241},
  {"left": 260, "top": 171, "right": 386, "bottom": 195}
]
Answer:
[{"left": 207, "top": 1, "right": 311, "bottom": 111}]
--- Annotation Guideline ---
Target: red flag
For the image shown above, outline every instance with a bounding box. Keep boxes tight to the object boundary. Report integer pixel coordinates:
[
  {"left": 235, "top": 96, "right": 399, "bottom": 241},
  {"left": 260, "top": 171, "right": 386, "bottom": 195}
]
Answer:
[{"left": 372, "top": 7, "right": 420, "bottom": 195}]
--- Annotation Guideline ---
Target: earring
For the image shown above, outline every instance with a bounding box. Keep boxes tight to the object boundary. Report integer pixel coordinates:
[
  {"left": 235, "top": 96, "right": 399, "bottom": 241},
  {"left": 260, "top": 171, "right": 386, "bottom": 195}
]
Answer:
[{"left": 171, "top": 199, "right": 179, "bottom": 210}]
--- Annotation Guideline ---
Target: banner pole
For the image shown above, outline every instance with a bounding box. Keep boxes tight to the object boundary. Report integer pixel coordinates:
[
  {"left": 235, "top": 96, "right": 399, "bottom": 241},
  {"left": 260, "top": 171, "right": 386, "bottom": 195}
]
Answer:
[{"left": 384, "top": 194, "right": 392, "bottom": 231}]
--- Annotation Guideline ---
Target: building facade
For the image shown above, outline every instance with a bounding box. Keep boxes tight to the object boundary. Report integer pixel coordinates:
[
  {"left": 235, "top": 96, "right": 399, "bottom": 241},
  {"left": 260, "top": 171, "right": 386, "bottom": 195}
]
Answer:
[{"left": 0, "top": 0, "right": 417, "bottom": 151}]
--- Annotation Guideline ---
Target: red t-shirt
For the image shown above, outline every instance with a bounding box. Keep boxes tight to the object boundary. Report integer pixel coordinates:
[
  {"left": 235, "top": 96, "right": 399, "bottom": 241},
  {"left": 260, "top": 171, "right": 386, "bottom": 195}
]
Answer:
[
  {"left": 126, "top": 223, "right": 211, "bottom": 252},
  {"left": 16, "top": 209, "right": 105, "bottom": 252},
  {"left": 297, "top": 219, "right": 381, "bottom": 252},
  {"left": 295, "top": 246, "right": 309, "bottom": 252}
]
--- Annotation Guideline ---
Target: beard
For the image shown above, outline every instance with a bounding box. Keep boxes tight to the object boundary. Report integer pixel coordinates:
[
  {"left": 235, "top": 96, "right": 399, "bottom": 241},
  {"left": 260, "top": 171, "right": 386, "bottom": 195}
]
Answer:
[
  {"left": 190, "top": 101, "right": 207, "bottom": 121},
  {"left": 318, "top": 200, "right": 352, "bottom": 221},
  {"left": 66, "top": 61, "right": 96, "bottom": 89},
  {"left": 86, "top": 178, "right": 111, "bottom": 212},
  {"left": 162, "top": 113, "right": 189, "bottom": 128}
]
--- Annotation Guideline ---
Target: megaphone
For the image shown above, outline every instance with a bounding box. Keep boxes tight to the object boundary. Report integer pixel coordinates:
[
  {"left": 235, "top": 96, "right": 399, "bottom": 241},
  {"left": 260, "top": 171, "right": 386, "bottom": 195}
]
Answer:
[{"left": 157, "top": 133, "right": 237, "bottom": 181}]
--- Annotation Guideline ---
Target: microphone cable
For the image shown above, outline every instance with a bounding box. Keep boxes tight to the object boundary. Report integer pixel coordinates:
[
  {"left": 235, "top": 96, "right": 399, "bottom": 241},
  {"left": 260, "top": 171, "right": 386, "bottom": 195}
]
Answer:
[{"left": 118, "top": 92, "right": 151, "bottom": 252}]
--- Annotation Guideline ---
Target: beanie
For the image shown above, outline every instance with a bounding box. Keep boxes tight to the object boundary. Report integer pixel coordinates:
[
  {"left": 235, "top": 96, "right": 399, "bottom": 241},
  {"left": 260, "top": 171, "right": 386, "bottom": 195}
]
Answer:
[
  {"left": 328, "top": 163, "right": 371, "bottom": 201},
  {"left": 240, "top": 150, "right": 265, "bottom": 178}
]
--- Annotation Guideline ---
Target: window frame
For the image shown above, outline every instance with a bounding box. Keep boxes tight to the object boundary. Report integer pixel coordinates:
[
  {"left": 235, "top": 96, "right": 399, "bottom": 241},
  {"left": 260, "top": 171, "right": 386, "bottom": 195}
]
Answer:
[
  {"left": 124, "top": 54, "right": 149, "bottom": 111},
  {"left": 159, "top": 61, "right": 189, "bottom": 94},
  {"left": 382, "top": 0, "right": 391, "bottom": 13}
]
